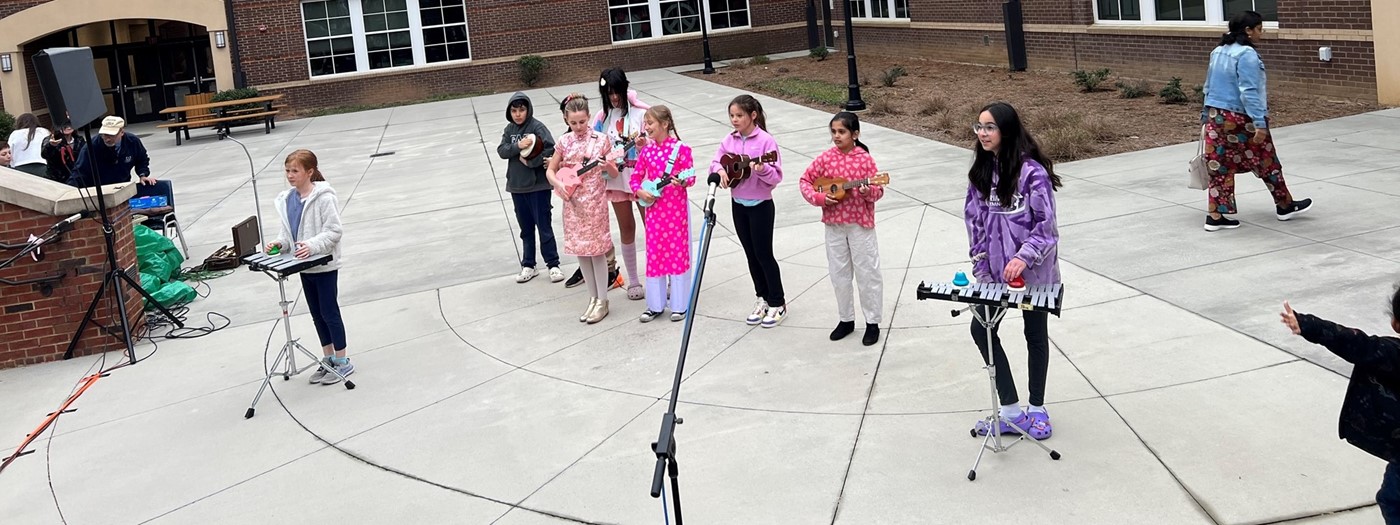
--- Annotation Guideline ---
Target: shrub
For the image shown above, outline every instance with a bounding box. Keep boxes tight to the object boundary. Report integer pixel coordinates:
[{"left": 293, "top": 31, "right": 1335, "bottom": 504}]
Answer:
[
  {"left": 809, "top": 46, "right": 830, "bottom": 61},
  {"left": 518, "top": 55, "right": 548, "bottom": 87},
  {"left": 868, "top": 98, "right": 899, "bottom": 115},
  {"left": 1116, "top": 78, "right": 1152, "bottom": 99},
  {"left": 0, "top": 111, "right": 14, "bottom": 141},
  {"left": 1192, "top": 83, "right": 1205, "bottom": 103},
  {"left": 1159, "top": 77, "right": 1189, "bottom": 104},
  {"left": 1026, "top": 108, "right": 1115, "bottom": 161},
  {"left": 209, "top": 87, "right": 261, "bottom": 112},
  {"left": 1071, "top": 68, "right": 1111, "bottom": 92},
  {"left": 750, "top": 54, "right": 771, "bottom": 65},
  {"left": 918, "top": 96, "right": 949, "bottom": 116},
  {"left": 879, "top": 66, "right": 907, "bottom": 87}
]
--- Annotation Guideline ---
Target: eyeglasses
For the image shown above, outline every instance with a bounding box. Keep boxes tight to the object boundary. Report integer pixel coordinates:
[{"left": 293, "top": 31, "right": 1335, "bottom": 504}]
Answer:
[{"left": 972, "top": 123, "right": 999, "bottom": 134}]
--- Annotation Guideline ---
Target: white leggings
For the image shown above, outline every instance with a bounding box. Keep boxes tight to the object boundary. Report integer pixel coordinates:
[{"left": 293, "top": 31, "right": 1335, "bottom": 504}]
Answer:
[
  {"left": 645, "top": 273, "right": 693, "bottom": 313},
  {"left": 578, "top": 255, "right": 609, "bottom": 299}
]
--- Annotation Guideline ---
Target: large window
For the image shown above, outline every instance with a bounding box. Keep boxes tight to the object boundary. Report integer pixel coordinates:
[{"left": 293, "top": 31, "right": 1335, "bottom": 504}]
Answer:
[
  {"left": 302, "top": 0, "right": 472, "bottom": 78},
  {"left": 609, "top": 0, "right": 751, "bottom": 43},
  {"left": 849, "top": 0, "right": 909, "bottom": 19},
  {"left": 1095, "top": 0, "right": 1276, "bottom": 24}
]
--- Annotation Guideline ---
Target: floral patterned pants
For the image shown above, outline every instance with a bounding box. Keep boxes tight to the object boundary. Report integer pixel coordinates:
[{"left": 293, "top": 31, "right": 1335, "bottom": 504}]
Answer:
[{"left": 1204, "top": 107, "right": 1292, "bottom": 214}]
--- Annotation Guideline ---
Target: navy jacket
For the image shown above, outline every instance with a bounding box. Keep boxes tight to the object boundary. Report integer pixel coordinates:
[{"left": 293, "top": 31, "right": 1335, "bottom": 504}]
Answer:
[
  {"left": 68, "top": 133, "right": 150, "bottom": 187},
  {"left": 1299, "top": 313, "right": 1400, "bottom": 462}
]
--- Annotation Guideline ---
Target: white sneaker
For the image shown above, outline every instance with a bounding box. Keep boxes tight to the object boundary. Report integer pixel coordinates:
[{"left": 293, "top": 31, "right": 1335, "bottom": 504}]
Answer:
[
  {"left": 516, "top": 267, "right": 538, "bottom": 283},
  {"left": 548, "top": 266, "right": 565, "bottom": 283},
  {"left": 745, "top": 299, "right": 768, "bottom": 325},
  {"left": 761, "top": 305, "right": 787, "bottom": 328}
]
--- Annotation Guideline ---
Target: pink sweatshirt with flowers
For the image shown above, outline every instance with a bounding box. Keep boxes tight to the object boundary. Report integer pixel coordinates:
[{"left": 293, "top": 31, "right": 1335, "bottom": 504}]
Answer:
[{"left": 798, "top": 146, "right": 883, "bottom": 229}]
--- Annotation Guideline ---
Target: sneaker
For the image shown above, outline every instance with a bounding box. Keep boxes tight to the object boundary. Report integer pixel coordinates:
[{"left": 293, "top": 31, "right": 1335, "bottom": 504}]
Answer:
[
  {"left": 308, "top": 359, "right": 330, "bottom": 384},
  {"left": 610, "top": 269, "right": 624, "bottom": 290},
  {"left": 565, "top": 268, "right": 585, "bottom": 288},
  {"left": 862, "top": 323, "right": 880, "bottom": 346},
  {"left": 760, "top": 305, "right": 787, "bottom": 328},
  {"left": 1276, "top": 198, "right": 1312, "bottom": 221},
  {"left": 670, "top": 311, "right": 686, "bottom": 322},
  {"left": 745, "top": 299, "right": 768, "bottom": 325},
  {"left": 1204, "top": 215, "right": 1240, "bottom": 232},
  {"left": 640, "top": 310, "right": 663, "bottom": 323},
  {"left": 830, "top": 320, "right": 855, "bottom": 341},
  {"left": 516, "top": 267, "right": 538, "bottom": 283},
  {"left": 548, "top": 266, "right": 566, "bottom": 283},
  {"left": 320, "top": 360, "right": 354, "bottom": 385}
]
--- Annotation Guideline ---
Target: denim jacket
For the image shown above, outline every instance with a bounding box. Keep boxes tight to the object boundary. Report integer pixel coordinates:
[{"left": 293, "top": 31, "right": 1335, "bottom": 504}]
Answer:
[{"left": 1201, "top": 43, "right": 1269, "bottom": 128}]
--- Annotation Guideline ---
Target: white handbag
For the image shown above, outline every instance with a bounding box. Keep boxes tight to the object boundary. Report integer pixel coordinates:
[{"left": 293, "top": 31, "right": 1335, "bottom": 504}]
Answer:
[{"left": 1188, "top": 124, "right": 1210, "bottom": 190}]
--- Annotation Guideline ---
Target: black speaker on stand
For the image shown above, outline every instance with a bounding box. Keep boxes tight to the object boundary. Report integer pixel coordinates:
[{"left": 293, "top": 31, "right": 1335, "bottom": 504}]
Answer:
[
  {"left": 31, "top": 47, "right": 183, "bottom": 364},
  {"left": 1003, "top": 0, "right": 1028, "bottom": 72}
]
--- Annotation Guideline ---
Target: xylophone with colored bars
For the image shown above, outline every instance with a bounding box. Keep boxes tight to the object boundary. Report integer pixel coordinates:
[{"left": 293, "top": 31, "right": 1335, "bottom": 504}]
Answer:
[{"left": 916, "top": 281, "right": 1064, "bottom": 316}]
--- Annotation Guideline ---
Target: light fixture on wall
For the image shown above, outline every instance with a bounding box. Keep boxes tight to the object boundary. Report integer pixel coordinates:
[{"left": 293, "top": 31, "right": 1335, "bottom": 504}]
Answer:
[
  {"left": 214, "top": 31, "right": 227, "bottom": 49},
  {"left": 0, "top": 54, "right": 11, "bottom": 73}
]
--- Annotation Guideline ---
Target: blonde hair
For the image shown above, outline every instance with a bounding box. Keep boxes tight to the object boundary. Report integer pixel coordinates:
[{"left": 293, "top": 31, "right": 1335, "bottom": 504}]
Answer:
[
  {"left": 564, "top": 94, "right": 590, "bottom": 116},
  {"left": 644, "top": 105, "right": 681, "bottom": 140},
  {"left": 285, "top": 149, "right": 325, "bottom": 182}
]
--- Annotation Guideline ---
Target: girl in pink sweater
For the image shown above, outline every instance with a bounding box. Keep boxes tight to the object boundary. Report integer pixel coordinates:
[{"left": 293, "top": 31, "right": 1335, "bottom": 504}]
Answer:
[
  {"left": 631, "top": 105, "right": 696, "bottom": 322},
  {"left": 711, "top": 95, "right": 787, "bottom": 328},
  {"left": 799, "top": 112, "right": 885, "bottom": 346}
]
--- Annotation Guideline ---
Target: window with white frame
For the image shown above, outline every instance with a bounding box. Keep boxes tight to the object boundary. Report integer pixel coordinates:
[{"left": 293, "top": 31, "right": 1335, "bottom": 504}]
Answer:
[
  {"left": 609, "top": 0, "right": 751, "bottom": 43},
  {"left": 1095, "top": 0, "right": 1276, "bottom": 23},
  {"left": 849, "top": 0, "right": 909, "bottom": 19},
  {"left": 301, "top": 0, "right": 472, "bottom": 78}
]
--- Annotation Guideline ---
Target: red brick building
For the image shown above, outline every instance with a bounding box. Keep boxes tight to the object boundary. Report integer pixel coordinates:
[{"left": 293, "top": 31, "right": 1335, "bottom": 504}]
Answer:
[{"left": 0, "top": 1, "right": 1393, "bottom": 125}]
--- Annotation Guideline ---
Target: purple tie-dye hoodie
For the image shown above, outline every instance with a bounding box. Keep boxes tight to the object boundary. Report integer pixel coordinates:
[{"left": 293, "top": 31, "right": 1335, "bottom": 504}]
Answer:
[{"left": 963, "top": 157, "right": 1061, "bottom": 285}]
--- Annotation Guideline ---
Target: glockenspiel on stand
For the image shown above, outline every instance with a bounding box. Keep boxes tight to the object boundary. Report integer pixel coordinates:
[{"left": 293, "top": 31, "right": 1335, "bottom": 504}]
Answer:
[
  {"left": 916, "top": 278, "right": 1065, "bottom": 480},
  {"left": 241, "top": 251, "right": 352, "bottom": 419}
]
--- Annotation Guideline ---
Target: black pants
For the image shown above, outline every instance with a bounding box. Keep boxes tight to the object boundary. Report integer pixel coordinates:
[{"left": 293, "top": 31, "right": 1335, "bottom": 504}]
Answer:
[
  {"left": 300, "top": 270, "right": 347, "bottom": 351},
  {"left": 1381, "top": 461, "right": 1400, "bottom": 524},
  {"left": 511, "top": 189, "right": 559, "bottom": 269},
  {"left": 970, "top": 307, "right": 1049, "bottom": 407},
  {"left": 732, "top": 199, "right": 784, "bottom": 307}
]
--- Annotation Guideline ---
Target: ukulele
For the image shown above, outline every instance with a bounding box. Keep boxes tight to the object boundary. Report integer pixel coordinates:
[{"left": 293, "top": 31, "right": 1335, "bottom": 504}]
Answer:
[
  {"left": 719, "top": 151, "right": 778, "bottom": 188},
  {"left": 638, "top": 169, "right": 696, "bottom": 208},
  {"left": 554, "top": 138, "right": 635, "bottom": 199},
  {"left": 813, "top": 172, "right": 891, "bottom": 201}
]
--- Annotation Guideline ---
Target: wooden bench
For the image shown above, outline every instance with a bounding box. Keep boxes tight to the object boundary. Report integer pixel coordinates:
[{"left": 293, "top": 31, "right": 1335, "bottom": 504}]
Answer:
[{"left": 157, "top": 93, "right": 285, "bottom": 145}]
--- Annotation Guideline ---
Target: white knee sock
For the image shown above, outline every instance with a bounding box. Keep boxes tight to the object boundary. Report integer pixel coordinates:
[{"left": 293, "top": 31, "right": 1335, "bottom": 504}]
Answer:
[{"left": 621, "top": 243, "right": 639, "bottom": 287}]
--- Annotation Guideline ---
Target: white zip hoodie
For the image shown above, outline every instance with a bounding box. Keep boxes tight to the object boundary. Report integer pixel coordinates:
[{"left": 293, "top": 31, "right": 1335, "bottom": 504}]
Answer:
[{"left": 273, "top": 181, "right": 343, "bottom": 273}]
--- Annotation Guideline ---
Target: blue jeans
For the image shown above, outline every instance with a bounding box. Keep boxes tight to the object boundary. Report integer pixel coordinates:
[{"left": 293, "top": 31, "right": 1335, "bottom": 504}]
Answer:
[
  {"left": 300, "top": 270, "right": 346, "bottom": 351},
  {"left": 512, "top": 189, "right": 559, "bottom": 268},
  {"left": 1381, "top": 461, "right": 1400, "bottom": 524}
]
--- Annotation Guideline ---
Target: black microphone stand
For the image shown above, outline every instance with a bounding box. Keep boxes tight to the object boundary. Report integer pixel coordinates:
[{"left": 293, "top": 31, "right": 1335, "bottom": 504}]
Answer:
[
  {"left": 62, "top": 125, "right": 183, "bottom": 364},
  {"left": 650, "top": 173, "right": 723, "bottom": 524}
]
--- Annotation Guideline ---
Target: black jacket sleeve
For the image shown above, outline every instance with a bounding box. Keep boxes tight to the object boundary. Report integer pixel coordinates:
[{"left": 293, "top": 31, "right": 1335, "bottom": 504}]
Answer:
[{"left": 1298, "top": 313, "right": 1400, "bottom": 375}]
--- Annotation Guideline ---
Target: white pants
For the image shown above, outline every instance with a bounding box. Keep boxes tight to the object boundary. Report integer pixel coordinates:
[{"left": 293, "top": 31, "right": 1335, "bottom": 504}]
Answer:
[
  {"left": 825, "top": 222, "right": 882, "bottom": 324},
  {"left": 646, "top": 273, "right": 693, "bottom": 313}
]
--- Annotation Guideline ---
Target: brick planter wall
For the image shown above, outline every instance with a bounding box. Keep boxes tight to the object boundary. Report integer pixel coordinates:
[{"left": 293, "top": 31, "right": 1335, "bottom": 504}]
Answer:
[{"left": 0, "top": 200, "right": 144, "bottom": 368}]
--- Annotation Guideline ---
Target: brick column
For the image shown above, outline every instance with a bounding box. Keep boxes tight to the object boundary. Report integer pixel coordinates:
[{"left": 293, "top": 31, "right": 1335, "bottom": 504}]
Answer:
[{"left": 0, "top": 200, "right": 144, "bottom": 368}]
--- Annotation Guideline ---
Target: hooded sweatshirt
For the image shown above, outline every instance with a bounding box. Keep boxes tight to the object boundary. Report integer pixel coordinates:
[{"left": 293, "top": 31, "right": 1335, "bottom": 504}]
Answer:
[
  {"left": 273, "top": 181, "right": 342, "bottom": 273},
  {"left": 497, "top": 92, "right": 555, "bottom": 194},
  {"left": 963, "top": 157, "right": 1060, "bottom": 286}
]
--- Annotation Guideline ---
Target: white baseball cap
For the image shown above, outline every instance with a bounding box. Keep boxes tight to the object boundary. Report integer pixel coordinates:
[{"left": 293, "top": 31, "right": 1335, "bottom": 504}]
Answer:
[{"left": 98, "top": 116, "right": 126, "bottom": 135}]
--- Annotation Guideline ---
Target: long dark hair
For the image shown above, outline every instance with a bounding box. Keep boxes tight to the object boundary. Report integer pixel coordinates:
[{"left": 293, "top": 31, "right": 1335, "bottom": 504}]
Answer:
[
  {"left": 1391, "top": 283, "right": 1400, "bottom": 323},
  {"left": 16, "top": 113, "right": 41, "bottom": 146},
  {"left": 967, "top": 102, "right": 1061, "bottom": 206},
  {"left": 598, "top": 68, "right": 630, "bottom": 114},
  {"left": 1219, "top": 10, "right": 1264, "bottom": 47},
  {"left": 830, "top": 111, "right": 869, "bottom": 152},
  {"left": 729, "top": 95, "right": 767, "bottom": 132}
]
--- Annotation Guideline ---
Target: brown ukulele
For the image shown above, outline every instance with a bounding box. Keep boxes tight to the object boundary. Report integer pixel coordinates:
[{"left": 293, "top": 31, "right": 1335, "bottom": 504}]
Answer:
[
  {"left": 814, "top": 173, "right": 891, "bottom": 201},
  {"left": 719, "top": 151, "right": 778, "bottom": 188}
]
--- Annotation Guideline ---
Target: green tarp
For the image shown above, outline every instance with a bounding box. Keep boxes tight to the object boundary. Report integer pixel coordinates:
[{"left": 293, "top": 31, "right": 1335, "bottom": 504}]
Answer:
[{"left": 133, "top": 224, "right": 196, "bottom": 308}]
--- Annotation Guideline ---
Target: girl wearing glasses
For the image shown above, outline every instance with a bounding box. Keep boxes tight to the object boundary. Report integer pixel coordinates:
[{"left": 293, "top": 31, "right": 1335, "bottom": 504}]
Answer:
[{"left": 963, "top": 101, "right": 1063, "bottom": 440}]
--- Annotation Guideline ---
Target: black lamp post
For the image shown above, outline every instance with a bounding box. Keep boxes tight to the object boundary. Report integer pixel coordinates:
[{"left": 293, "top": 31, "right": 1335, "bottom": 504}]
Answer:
[
  {"left": 842, "top": 1, "right": 866, "bottom": 111},
  {"left": 806, "top": 0, "right": 820, "bottom": 50},
  {"left": 700, "top": 2, "right": 715, "bottom": 74}
]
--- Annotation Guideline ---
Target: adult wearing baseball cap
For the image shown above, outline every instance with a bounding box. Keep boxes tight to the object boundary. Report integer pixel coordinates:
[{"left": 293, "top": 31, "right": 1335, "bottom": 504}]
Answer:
[{"left": 67, "top": 116, "right": 156, "bottom": 188}]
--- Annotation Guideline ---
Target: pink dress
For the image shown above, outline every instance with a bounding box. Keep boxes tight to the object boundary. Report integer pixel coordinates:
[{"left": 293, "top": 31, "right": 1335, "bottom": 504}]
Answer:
[
  {"left": 557, "top": 130, "right": 614, "bottom": 257},
  {"left": 630, "top": 137, "right": 695, "bottom": 277}
]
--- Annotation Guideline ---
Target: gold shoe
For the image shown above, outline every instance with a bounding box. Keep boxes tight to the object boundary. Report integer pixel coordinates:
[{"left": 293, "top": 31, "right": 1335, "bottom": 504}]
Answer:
[
  {"left": 580, "top": 298, "right": 597, "bottom": 322},
  {"left": 586, "top": 299, "right": 609, "bottom": 324}
]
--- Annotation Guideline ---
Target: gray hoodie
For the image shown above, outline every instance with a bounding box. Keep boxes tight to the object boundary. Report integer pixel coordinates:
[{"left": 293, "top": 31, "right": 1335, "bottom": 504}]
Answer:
[
  {"left": 273, "top": 181, "right": 342, "bottom": 273},
  {"left": 497, "top": 92, "right": 555, "bottom": 193}
]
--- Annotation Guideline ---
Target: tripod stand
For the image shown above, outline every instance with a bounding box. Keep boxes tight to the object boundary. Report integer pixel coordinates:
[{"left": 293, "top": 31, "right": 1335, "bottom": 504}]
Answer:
[
  {"left": 244, "top": 259, "right": 353, "bottom": 419},
  {"left": 650, "top": 173, "right": 723, "bottom": 524},
  {"left": 956, "top": 304, "right": 1060, "bottom": 481},
  {"left": 63, "top": 126, "right": 183, "bottom": 364}
]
